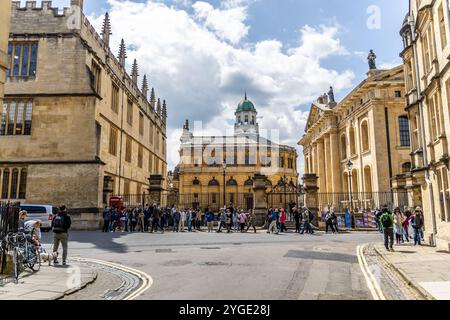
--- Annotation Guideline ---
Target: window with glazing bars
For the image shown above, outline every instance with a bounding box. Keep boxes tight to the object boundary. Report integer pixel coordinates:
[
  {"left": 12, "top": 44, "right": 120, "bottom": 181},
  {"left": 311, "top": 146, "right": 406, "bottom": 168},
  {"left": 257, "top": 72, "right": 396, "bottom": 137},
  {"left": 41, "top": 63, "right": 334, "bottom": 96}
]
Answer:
[
  {"left": 1, "top": 100, "right": 33, "bottom": 136},
  {"left": 6, "top": 42, "right": 38, "bottom": 77},
  {"left": 399, "top": 116, "right": 411, "bottom": 147}
]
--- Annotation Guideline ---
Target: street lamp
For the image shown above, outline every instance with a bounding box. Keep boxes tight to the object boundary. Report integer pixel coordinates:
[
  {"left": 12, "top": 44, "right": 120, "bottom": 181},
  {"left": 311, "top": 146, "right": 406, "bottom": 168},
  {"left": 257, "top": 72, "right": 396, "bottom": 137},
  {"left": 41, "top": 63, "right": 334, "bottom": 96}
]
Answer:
[
  {"left": 222, "top": 161, "right": 227, "bottom": 209},
  {"left": 346, "top": 160, "right": 355, "bottom": 229}
]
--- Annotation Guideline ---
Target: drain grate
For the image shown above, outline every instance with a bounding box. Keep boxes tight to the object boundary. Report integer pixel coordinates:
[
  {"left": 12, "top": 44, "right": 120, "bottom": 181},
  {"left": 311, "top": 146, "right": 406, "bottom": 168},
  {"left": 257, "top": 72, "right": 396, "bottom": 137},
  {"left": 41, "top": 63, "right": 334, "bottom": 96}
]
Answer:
[
  {"left": 200, "top": 247, "right": 221, "bottom": 250},
  {"left": 200, "top": 261, "right": 230, "bottom": 266}
]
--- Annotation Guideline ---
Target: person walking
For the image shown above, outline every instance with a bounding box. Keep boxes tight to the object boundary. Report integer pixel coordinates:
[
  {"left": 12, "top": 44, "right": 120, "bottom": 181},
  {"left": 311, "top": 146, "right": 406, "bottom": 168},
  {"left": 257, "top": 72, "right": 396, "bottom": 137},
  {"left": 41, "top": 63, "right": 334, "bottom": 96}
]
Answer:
[
  {"left": 331, "top": 211, "right": 339, "bottom": 233},
  {"left": 151, "top": 205, "right": 164, "bottom": 233},
  {"left": 393, "top": 207, "right": 404, "bottom": 245},
  {"left": 294, "top": 208, "right": 301, "bottom": 233},
  {"left": 402, "top": 206, "right": 412, "bottom": 242},
  {"left": 246, "top": 209, "right": 257, "bottom": 233},
  {"left": 325, "top": 211, "right": 336, "bottom": 234},
  {"left": 217, "top": 210, "right": 226, "bottom": 233},
  {"left": 179, "top": 209, "right": 187, "bottom": 232},
  {"left": 412, "top": 207, "right": 424, "bottom": 246},
  {"left": 128, "top": 209, "right": 135, "bottom": 233},
  {"left": 206, "top": 210, "right": 215, "bottom": 233},
  {"left": 187, "top": 210, "right": 193, "bottom": 232},
  {"left": 279, "top": 209, "right": 287, "bottom": 233},
  {"left": 380, "top": 206, "right": 395, "bottom": 252},
  {"left": 144, "top": 205, "right": 151, "bottom": 232},
  {"left": 102, "top": 207, "right": 111, "bottom": 233},
  {"left": 232, "top": 210, "right": 239, "bottom": 232},
  {"left": 226, "top": 210, "right": 233, "bottom": 233},
  {"left": 52, "top": 206, "right": 71, "bottom": 265},
  {"left": 239, "top": 210, "right": 247, "bottom": 233},
  {"left": 267, "top": 209, "right": 279, "bottom": 234},
  {"left": 300, "top": 208, "right": 313, "bottom": 235},
  {"left": 173, "top": 209, "right": 181, "bottom": 232}
]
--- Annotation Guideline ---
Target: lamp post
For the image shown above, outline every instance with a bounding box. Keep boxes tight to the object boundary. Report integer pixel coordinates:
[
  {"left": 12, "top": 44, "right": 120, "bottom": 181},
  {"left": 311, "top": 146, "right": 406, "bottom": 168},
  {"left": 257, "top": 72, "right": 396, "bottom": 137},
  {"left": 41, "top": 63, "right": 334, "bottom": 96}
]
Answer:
[
  {"left": 222, "top": 161, "right": 227, "bottom": 209},
  {"left": 346, "top": 160, "right": 355, "bottom": 229}
]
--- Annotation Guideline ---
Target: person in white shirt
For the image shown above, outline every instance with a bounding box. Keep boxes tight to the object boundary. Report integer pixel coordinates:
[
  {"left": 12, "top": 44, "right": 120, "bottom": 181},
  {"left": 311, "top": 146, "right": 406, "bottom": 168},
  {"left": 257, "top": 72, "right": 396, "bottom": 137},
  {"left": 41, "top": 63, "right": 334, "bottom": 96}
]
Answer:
[
  {"left": 180, "top": 210, "right": 187, "bottom": 232},
  {"left": 24, "top": 220, "right": 42, "bottom": 246}
]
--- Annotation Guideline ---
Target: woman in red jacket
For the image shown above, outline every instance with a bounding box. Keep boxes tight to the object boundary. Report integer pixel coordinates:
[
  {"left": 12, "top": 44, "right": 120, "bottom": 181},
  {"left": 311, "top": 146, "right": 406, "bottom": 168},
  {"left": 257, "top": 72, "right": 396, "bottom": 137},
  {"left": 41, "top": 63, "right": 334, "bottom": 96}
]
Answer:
[{"left": 280, "top": 208, "right": 287, "bottom": 233}]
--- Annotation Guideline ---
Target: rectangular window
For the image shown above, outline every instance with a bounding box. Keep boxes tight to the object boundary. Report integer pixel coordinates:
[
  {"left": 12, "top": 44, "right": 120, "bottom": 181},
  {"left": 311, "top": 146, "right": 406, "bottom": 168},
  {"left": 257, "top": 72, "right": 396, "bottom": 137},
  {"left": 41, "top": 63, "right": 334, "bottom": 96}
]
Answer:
[
  {"left": 127, "top": 100, "right": 133, "bottom": 126},
  {"left": 162, "top": 138, "right": 166, "bottom": 156},
  {"left": 155, "top": 130, "right": 160, "bottom": 151},
  {"left": 109, "top": 126, "right": 118, "bottom": 156},
  {"left": 125, "top": 136, "right": 132, "bottom": 163},
  {"left": 111, "top": 83, "right": 119, "bottom": 113},
  {"left": 422, "top": 31, "right": 431, "bottom": 73},
  {"left": 139, "top": 112, "right": 144, "bottom": 136},
  {"left": 399, "top": 116, "right": 411, "bottom": 147},
  {"left": 279, "top": 157, "right": 285, "bottom": 168},
  {"left": 148, "top": 153, "right": 153, "bottom": 173},
  {"left": 0, "top": 100, "right": 33, "bottom": 136},
  {"left": 92, "top": 61, "right": 101, "bottom": 95},
  {"left": 7, "top": 42, "right": 38, "bottom": 77},
  {"left": 1, "top": 169, "right": 10, "bottom": 199},
  {"left": 439, "top": 5, "right": 448, "bottom": 50},
  {"left": 124, "top": 180, "right": 130, "bottom": 195},
  {"left": 149, "top": 122, "right": 154, "bottom": 145},
  {"left": 138, "top": 145, "right": 143, "bottom": 168}
]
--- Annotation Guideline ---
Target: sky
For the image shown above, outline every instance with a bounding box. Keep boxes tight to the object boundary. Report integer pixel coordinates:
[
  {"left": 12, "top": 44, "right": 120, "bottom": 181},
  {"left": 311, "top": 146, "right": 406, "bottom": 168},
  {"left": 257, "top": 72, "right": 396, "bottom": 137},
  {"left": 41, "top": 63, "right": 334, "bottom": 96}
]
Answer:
[{"left": 21, "top": 0, "right": 409, "bottom": 175}]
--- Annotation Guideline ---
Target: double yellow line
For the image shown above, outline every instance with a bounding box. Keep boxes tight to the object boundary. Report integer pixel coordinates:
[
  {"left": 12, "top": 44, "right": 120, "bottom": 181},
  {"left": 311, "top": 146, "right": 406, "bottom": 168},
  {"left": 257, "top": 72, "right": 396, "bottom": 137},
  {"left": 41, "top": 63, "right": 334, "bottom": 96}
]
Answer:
[
  {"left": 71, "top": 257, "right": 153, "bottom": 300},
  {"left": 356, "top": 244, "right": 386, "bottom": 300}
]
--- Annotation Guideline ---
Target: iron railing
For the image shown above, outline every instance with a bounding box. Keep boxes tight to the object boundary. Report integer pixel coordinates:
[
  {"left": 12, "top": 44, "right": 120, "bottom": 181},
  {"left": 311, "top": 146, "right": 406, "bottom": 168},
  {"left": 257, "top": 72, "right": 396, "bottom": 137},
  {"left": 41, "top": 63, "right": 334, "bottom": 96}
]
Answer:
[{"left": 1, "top": 204, "right": 20, "bottom": 274}]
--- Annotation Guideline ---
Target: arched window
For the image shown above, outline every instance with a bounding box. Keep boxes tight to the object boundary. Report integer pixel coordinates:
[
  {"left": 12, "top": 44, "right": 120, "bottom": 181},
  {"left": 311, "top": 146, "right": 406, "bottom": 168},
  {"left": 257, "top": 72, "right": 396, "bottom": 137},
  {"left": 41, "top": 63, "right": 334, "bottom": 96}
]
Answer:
[
  {"left": 244, "top": 178, "right": 254, "bottom": 186},
  {"left": 208, "top": 178, "right": 219, "bottom": 186},
  {"left": 343, "top": 172, "right": 349, "bottom": 193},
  {"left": 361, "top": 121, "right": 369, "bottom": 152},
  {"left": 226, "top": 178, "right": 238, "bottom": 186},
  {"left": 19, "top": 169, "right": 27, "bottom": 199},
  {"left": 402, "top": 162, "right": 412, "bottom": 173},
  {"left": 349, "top": 128, "right": 356, "bottom": 156},
  {"left": 193, "top": 177, "right": 200, "bottom": 185},
  {"left": 351, "top": 169, "right": 358, "bottom": 193},
  {"left": 340, "top": 134, "right": 347, "bottom": 160},
  {"left": 399, "top": 116, "right": 411, "bottom": 147},
  {"left": 1, "top": 169, "right": 10, "bottom": 199},
  {"left": 364, "top": 166, "right": 372, "bottom": 193},
  {"left": 10, "top": 169, "right": 19, "bottom": 199}
]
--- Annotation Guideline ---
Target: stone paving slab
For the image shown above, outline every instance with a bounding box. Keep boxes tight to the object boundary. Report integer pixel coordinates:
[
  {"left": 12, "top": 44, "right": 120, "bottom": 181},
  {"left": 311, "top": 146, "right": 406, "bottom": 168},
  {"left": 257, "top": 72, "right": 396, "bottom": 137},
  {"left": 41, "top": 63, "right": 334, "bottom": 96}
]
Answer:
[
  {"left": 373, "top": 243, "right": 450, "bottom": 300},
  {"left": 0, "top": 262, "right": 97, "bottom": 300}
]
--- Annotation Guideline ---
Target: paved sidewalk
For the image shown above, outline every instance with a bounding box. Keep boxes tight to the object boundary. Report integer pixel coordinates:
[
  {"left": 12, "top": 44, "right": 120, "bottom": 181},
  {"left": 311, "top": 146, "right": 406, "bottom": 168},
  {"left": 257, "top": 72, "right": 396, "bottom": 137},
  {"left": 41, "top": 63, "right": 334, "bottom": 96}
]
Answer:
[
  {"left": 373, "top": 243, "right": 450, "bottom": 300},
  {"left": 0, "top": 261, "right": 97, "bottom": 300}
]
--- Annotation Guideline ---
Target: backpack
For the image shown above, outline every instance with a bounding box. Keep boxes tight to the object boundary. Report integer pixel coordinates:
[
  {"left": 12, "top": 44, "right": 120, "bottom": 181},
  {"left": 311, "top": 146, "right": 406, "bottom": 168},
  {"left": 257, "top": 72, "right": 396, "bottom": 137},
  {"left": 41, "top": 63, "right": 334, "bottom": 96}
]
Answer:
[
  {"left": 53, "top": 214, "right": 65, "bottom": 232},
  {"left": 381, "top": 213, "right": 392, "bottom": 229}
]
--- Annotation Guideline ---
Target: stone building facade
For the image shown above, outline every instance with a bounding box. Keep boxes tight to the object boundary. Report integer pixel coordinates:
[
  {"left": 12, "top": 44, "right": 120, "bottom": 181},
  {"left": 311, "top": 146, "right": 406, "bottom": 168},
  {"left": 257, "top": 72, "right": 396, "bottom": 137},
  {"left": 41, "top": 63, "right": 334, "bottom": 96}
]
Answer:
[
  {"left": 0, "top": 1, "right": 168, "bottom": 229},
  {"left": 299, "top": 64, "right": 411, "bottom": 214},
  {"left": 177, "top": 95, "right": 298, "bottom": 212},
  {"left": 397, "top": 0, "right": 450, "bottom": 249},
  {"left": 0, "top": 1, "right": 11, "bottom": 110}
]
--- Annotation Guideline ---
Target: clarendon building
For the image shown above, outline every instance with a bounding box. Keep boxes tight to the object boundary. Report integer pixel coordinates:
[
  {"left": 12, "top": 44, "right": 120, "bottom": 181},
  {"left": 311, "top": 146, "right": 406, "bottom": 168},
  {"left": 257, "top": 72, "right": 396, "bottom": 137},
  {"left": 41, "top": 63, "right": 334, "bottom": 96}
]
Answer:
[
  {"left": 299, "top": 64, "right": 411, "bottom": 215},
  {"left": 397, "top": 0, "right": 450, "bottom": 249},
  {"left": 0, "top": 0, "right": 168, "bottom": 229},
  {"left": 177, "top": 95, "right": 299, "bottom": 212}
]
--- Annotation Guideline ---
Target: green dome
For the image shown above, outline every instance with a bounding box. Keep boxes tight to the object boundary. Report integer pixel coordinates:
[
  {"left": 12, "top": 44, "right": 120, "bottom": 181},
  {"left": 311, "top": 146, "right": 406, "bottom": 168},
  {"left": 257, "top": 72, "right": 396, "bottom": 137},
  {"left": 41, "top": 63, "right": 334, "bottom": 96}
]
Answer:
[{"left": 236, "top": 96, "right": 256, "bottom": 113}]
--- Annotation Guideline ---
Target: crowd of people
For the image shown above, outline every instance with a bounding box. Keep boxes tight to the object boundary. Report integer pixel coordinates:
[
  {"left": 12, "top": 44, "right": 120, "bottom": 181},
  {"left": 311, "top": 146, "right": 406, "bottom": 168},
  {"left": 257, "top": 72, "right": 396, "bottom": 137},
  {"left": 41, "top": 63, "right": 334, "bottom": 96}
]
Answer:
[{"left": 375, "top": 205, "right": 425, "bottom": 251}]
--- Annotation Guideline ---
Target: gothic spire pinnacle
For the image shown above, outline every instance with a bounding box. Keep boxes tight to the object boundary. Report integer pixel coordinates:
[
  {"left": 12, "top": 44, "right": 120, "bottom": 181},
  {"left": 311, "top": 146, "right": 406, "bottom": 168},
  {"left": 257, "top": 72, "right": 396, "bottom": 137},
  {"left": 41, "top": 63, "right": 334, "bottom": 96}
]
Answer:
[
  {"left": 101, "top": 12, "right": 112, "bottom": 46},
  {"left": 162, "top": 100, "right": 167, "bottom": 119},
  {"left": 131, "top": 59, "right": 139, "bottom": 84},
  {"left": 142, "top": 74, "right": 149, "bottom": 99},
  {"left": 118, "top": 39, "right": 127, "bottom": 67},
  {"left": 150, "top": 88, "right": 156, "bottom": 111},
  {"left": 157, "top": 98, "right": 162, "bottom": 116}
]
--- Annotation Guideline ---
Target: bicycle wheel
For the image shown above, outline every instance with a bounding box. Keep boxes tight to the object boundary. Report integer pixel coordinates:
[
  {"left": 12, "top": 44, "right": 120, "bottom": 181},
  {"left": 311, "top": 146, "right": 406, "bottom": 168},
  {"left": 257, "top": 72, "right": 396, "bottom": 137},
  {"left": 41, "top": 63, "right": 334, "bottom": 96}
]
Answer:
[
  {"left": 12, "top": 247, "right": 23, "bottom": 281},
  {"left": 28, "top": 246, "right": 41, "bottom": 272}
]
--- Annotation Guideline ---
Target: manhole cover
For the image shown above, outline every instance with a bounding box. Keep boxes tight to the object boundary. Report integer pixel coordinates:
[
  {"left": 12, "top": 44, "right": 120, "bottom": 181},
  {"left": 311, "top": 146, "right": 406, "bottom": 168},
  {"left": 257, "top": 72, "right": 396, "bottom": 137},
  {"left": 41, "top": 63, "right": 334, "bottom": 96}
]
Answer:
[
  {"left": 156, "top": 249, "right": 173, "bottom": 253},
  {"left": 161, "top": 260, "right": 192, "bottom": 267},
  {"left": 200, "top": 262, "right": 230, "bottom": 266}
]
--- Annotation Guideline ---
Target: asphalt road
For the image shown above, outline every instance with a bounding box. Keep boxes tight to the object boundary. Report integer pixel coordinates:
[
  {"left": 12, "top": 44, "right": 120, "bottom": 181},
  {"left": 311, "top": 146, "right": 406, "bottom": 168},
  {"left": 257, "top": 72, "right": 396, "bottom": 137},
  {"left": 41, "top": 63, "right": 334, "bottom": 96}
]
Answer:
[{"left": 40, "top": 230, "right": 399, "bottom": 300}]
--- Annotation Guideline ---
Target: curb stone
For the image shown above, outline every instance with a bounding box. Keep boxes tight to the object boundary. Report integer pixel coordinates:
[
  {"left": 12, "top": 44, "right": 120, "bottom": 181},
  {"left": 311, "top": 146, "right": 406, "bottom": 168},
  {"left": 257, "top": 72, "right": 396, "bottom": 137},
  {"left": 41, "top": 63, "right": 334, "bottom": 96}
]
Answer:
[
  {"left": 57, "top": 269, "right": 98, "bottom": 299},
  {"left": 371, "top": 244, "right": 435, "bottom": 300}
]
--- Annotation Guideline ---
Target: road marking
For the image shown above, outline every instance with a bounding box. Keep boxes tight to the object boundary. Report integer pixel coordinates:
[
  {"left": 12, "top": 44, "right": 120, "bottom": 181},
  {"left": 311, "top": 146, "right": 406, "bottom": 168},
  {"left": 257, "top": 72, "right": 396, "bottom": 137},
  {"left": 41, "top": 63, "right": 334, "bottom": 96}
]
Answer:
[
  {"left": 356, "top": 245, "right": 386, "bottom": 300},
  {"left": 71, "top": 257, "right": 153, "bottom": 300}
]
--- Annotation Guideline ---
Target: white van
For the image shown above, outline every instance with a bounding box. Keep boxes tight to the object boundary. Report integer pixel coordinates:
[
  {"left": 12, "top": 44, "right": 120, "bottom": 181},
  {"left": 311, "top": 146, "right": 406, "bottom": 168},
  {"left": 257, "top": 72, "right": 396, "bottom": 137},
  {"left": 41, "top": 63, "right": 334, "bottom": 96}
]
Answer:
[{"left": 19, "top": 204, "right": 58, "bottom": 232}]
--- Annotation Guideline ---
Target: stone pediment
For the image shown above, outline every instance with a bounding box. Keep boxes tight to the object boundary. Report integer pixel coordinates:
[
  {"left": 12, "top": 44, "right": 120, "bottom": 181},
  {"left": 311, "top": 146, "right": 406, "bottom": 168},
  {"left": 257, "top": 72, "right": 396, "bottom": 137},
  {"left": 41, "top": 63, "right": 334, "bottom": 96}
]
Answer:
[{"left": 305, "top": 102, "right": 330, "bottom": 132}]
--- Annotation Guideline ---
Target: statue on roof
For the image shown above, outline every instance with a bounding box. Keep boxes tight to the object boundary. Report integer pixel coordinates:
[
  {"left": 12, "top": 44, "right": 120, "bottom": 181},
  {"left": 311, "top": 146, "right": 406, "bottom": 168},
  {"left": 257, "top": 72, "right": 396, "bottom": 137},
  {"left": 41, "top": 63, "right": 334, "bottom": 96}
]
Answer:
[
  {"left": 328, "top": 86, "right": 335, "bottom": 103},
  {"left": 368, "top": 50, "right": 377, "bottom": 70}
]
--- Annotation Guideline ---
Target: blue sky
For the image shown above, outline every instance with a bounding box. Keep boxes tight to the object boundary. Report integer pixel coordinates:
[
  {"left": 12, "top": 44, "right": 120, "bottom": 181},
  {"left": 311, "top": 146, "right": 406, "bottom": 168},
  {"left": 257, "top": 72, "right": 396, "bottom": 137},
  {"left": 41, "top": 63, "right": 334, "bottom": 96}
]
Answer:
[{"left": 25, "top": 0, "right": 409, "bottom": 171}]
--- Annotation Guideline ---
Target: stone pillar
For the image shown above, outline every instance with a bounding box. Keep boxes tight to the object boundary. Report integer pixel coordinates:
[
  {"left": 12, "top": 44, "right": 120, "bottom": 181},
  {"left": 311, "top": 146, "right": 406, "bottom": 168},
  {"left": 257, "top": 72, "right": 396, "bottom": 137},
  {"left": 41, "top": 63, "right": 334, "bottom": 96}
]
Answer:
[
  {"left": 329, "top": 131, "right": 342, "bottom": 193},
  {"left": 317, "top": 139, "right": 326, "bottom": 192},
  {"left": 311, "top": 143, "right": 317, "bottom": 174},
  {"left": 147, "top": 175, "right": 164, "bottom": 206},
  {"left": 253, "top": 174, "right": 268, "bottom": 226},
  {"left": 324, "top": 135, "right": 332, "bottom": 193},
  {"left": 302, "top": 174, "right": 319, "bottom": 220}
]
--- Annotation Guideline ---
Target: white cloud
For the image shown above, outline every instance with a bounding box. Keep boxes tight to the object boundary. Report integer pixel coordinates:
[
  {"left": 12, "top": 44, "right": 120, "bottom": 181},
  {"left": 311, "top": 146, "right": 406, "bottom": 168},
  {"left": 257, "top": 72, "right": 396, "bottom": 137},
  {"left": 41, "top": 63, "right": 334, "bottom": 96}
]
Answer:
[
  {"left": 88, "top": 0, "right": 355, "bottom": 175},
  {"left": 192, "top": 1, "right": 249, "bottom": 44}
]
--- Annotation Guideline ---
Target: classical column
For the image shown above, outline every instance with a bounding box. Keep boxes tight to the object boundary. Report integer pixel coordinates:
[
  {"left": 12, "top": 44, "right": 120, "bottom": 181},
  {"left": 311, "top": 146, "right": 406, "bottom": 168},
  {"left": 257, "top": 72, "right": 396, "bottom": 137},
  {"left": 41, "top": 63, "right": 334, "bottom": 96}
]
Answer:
[
  {"left": 147, "top": 175, "right": 164, "bottom": 205},
  {"left": 329, "top": 131, "right": 342, "bottom": 193},
  {"left": 324, "top": 135, "right": 332, "bottom": 193},
  {"left": 253, "top": 174, "right": 268, "bottom": 225},
  {"left": 317, "top": 139, "right": 326, "bottom": 193},
  {"left": 302, "top": 174, "right": 319, "bottom": 222}
]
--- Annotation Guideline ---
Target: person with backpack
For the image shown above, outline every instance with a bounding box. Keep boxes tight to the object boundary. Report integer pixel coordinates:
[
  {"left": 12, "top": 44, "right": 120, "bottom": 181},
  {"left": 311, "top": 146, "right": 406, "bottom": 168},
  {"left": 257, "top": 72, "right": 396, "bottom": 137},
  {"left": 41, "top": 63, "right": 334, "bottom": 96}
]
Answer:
[
  {"left": 393, "top": 207, "right": 404, "bottom": 245},
  {"left": 374, "top": 209, "right": 383, "bottom": 233},
  {"left": 325, "top": 211, "right": 336, "bottom": 234},
  {"left": 246, "top": 209, "right": 257, "bottom": 233},
  {"left": 279, "top": 209, "right": 287, "bottom": 233},
  {"left": 380, "top": 206, "right": 394, "bottom": 252},
  {"left": 267, "top": 209, "right": 279, "bottom": 234},
  {"left": 52, "top": 205, "right": 72, "bottom": 265},
  {"left": 293, "top": 208, "right": 301, "bottom": 233}
]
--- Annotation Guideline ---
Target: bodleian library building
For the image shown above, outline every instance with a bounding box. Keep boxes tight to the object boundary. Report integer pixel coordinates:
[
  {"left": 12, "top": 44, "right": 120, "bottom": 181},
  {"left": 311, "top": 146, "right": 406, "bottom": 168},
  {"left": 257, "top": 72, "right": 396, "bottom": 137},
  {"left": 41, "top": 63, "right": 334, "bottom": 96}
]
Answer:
[{"left": 0, "top": 1, "right": 168, "bottom": 229}]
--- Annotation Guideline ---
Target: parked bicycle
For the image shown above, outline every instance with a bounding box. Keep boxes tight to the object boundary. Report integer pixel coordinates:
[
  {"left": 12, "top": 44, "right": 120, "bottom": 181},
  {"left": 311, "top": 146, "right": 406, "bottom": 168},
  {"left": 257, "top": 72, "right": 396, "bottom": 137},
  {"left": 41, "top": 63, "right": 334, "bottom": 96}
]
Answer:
[{"left": 5, "top": 231, "right": 41, "bottom": 281}]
